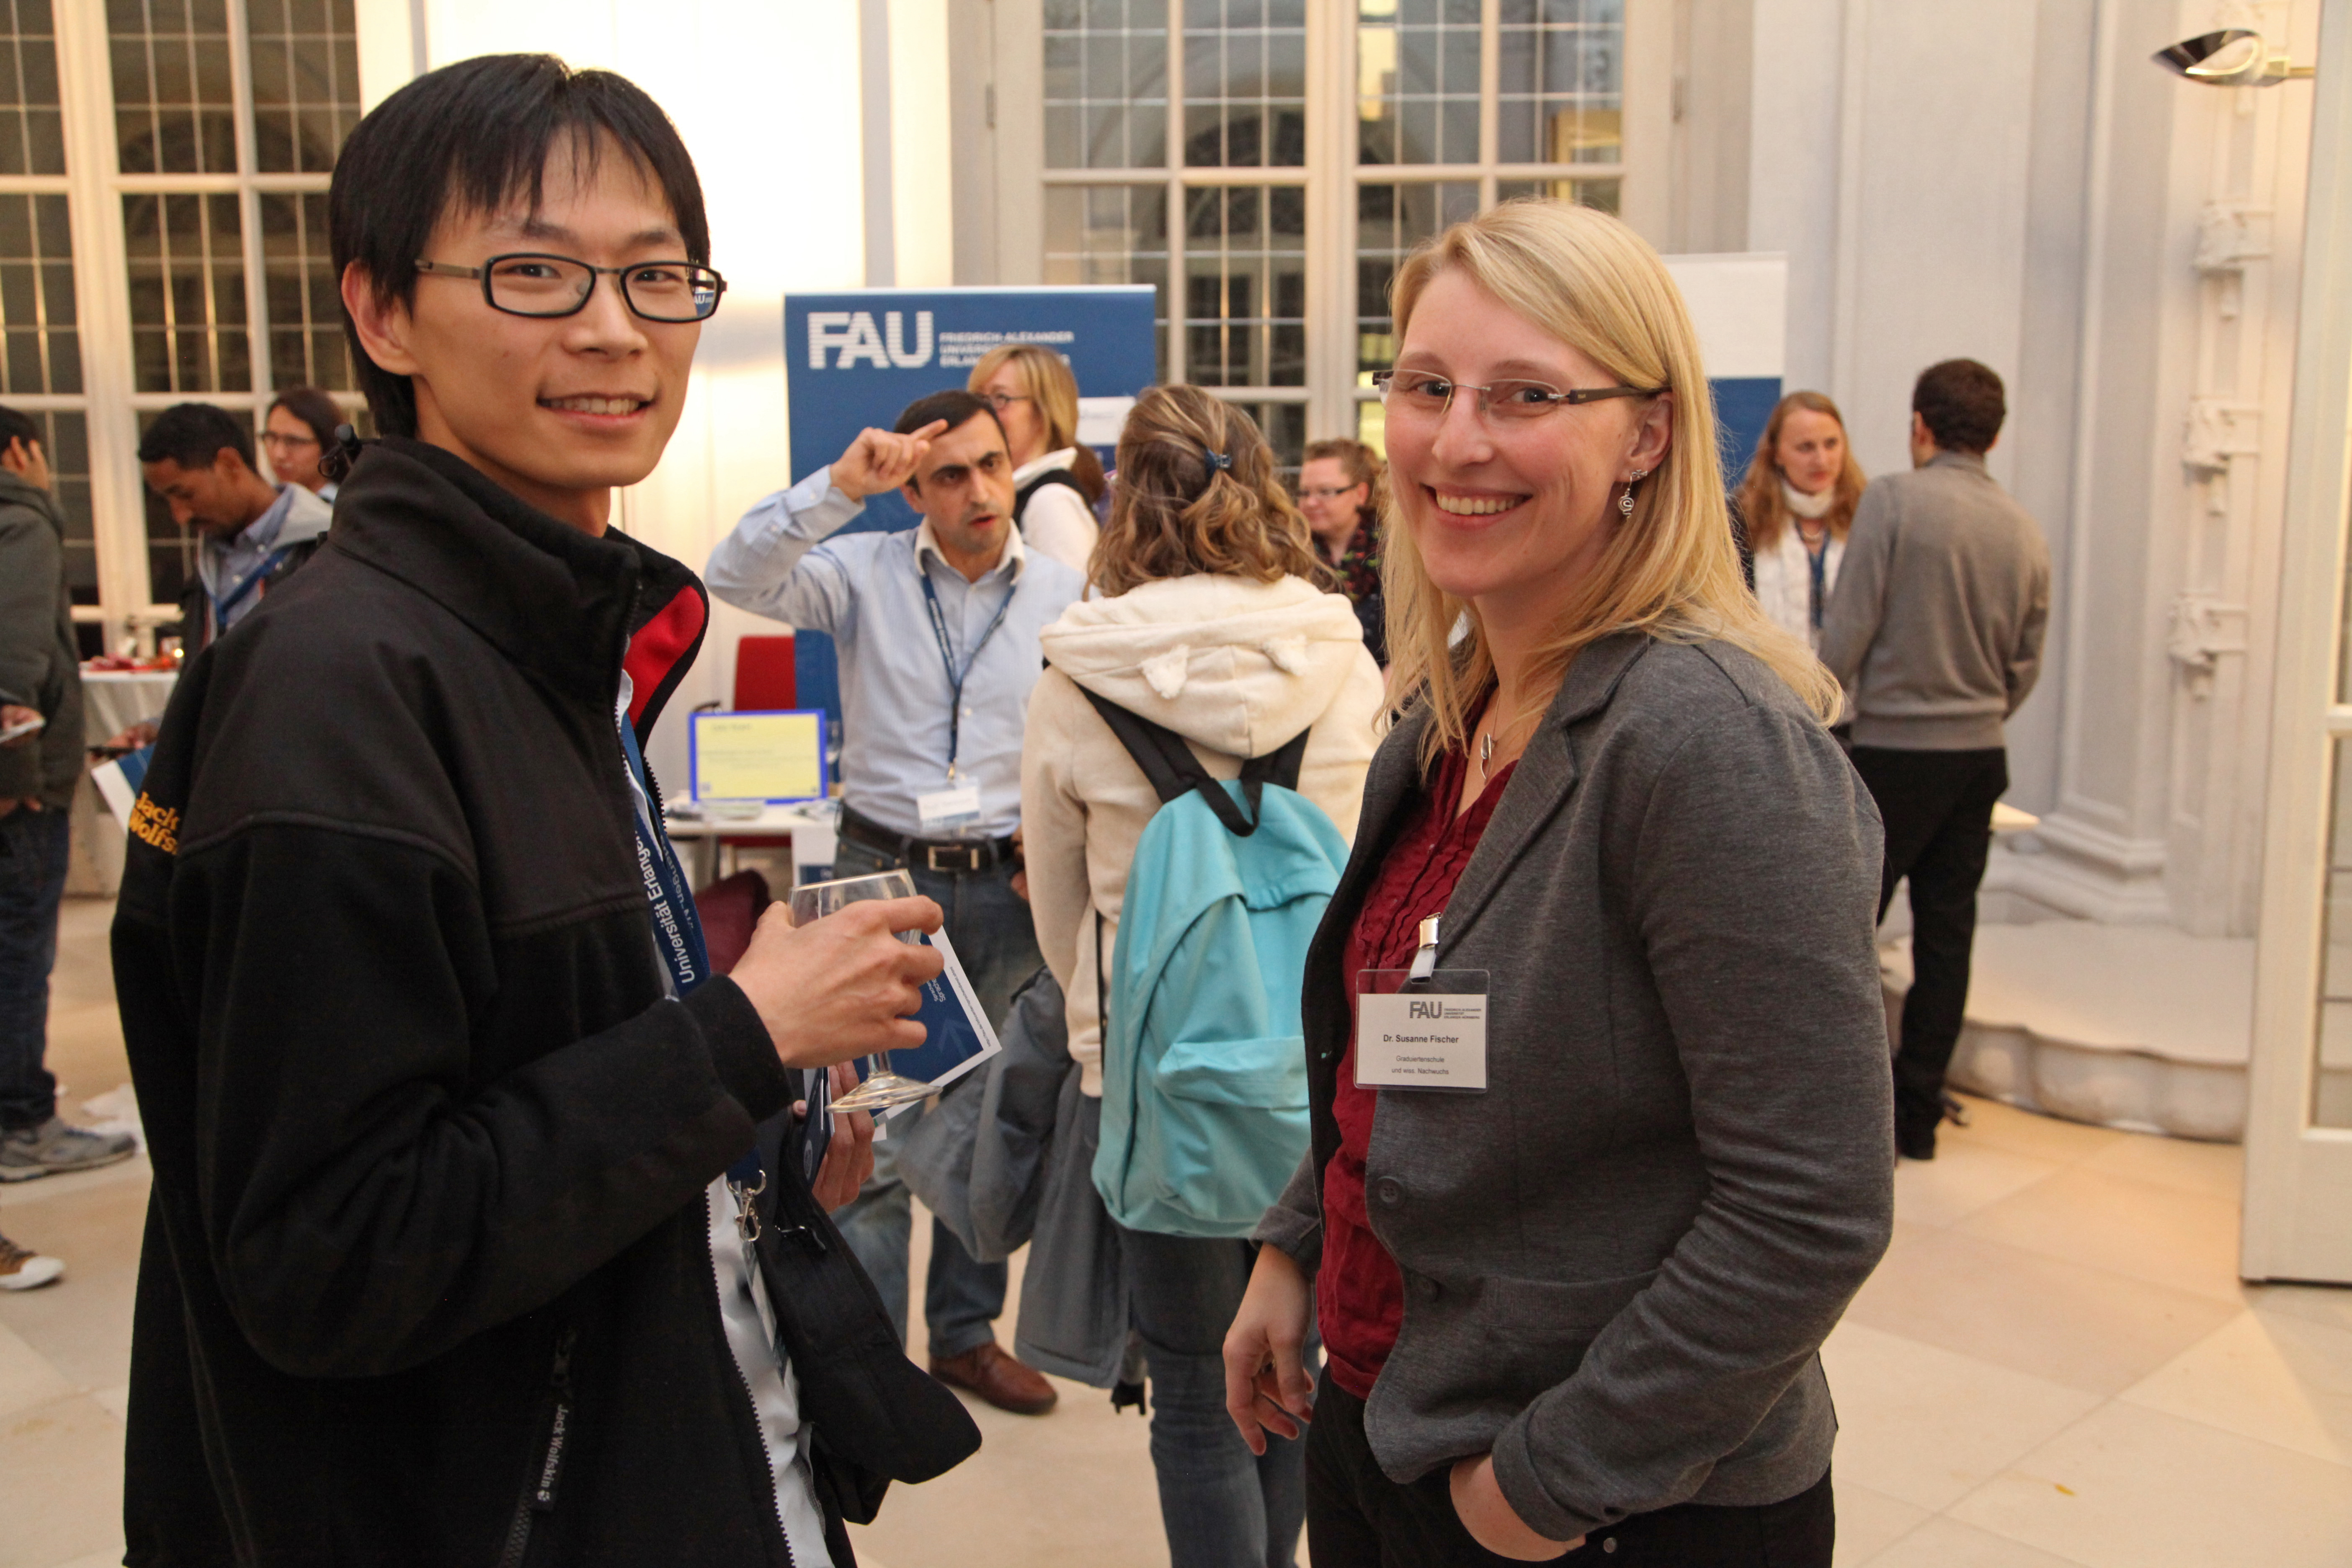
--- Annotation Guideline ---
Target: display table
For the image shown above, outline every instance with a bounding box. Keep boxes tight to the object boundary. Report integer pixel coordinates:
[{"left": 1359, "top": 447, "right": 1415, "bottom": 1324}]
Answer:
[
  {"left": 67, "top": 667, "right": 180, "bottom": 897},
  {"left": 80, "top": 668, "right": 178, "bottom": 743},
  {"left": 663, "top": 800, "right": 837, "bottom": 889}
]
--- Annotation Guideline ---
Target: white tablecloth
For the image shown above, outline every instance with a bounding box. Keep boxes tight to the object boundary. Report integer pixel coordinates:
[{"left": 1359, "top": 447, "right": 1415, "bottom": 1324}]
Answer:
[{"left": 80, "top": 668, "right": 178, "bottom": 740}]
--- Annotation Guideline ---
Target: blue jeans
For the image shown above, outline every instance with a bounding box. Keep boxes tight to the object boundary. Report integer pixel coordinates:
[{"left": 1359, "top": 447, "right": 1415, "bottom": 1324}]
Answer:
[
  {"left": 1120, "top": 1225, "right": 1308, "bottom": 1568},
  {"left": 829, "top": 834, "right": 1044, "bottom": 1356},
  {"left": 0, "top": 807, "right": 69, "bottom": 1132}
]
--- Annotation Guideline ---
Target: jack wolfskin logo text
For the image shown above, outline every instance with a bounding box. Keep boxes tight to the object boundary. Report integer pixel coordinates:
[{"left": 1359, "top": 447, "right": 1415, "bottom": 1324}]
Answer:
[{"left": 128, "top": 794, "right": 178, "bottom": 854}]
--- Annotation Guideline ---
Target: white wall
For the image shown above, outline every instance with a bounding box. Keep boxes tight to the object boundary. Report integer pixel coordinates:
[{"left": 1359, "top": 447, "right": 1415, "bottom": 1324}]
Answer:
[
  {"left": 355, "top": 0, "right": 869, "bottom": 790},
  {"left": 1733, "top": 0, "right": 2321, "bottom": 937}
]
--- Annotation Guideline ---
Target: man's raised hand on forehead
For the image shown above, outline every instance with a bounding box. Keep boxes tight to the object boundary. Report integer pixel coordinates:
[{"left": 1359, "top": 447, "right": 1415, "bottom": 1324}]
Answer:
[{"left": 831, "top": 419, "right": 948, "bottom": 501}]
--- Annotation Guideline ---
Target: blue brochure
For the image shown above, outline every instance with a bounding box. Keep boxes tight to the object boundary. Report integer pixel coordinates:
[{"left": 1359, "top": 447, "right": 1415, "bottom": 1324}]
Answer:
[{"left": 864, "top": 925, "right": 1001, "bottom": 1113}]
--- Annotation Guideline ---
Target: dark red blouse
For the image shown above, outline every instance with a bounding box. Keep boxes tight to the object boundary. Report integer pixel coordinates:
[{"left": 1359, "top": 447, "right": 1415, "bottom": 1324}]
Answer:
[{"left": 1320, "top": 746, "right": 1518, "bottom": 1400}]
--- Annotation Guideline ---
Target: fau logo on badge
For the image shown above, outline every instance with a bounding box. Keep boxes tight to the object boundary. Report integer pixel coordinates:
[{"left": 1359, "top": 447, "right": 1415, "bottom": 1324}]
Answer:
[{"left": 1409, "top": 999, "right": 1444, "bottom": 1019}]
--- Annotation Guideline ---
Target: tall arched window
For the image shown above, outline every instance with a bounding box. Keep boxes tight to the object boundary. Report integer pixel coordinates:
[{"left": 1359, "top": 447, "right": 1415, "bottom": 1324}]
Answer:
[
  {"left": 0, "top": 0, "right": 361, "bottom": 652},
  {"left": 1022, "top": 0, "right": 1627, "bottom": 471}
]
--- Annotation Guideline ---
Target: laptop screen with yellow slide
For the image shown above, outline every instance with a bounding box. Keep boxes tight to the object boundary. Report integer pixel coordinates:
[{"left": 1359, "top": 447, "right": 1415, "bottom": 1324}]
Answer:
[{"left": 687, "top": 710, "right": 829, "bottom": 804}]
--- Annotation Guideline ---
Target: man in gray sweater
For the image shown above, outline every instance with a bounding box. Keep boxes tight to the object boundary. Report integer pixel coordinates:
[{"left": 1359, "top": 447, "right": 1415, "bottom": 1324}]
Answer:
[
  {"left": 0, "top": 405, "right": 136, "bottom": 1188},
  {"left": 1818, "top": 359, "right": 2050, "bottom": 1160}
]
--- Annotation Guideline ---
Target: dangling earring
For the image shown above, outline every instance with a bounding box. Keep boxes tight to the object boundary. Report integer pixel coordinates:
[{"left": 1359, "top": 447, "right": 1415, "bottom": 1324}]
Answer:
[{"left": 1619, "top": 467, "right": 1648, "bottom": 517}]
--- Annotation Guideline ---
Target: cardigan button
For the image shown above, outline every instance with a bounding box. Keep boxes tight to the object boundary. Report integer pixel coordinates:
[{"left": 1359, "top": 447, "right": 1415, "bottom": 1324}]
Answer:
[
  {"left": 1417, "top": 1276, "right": 1440, "bottom": 1301},
  {"left": 1601, "top": 1539, "right": 1617, "bottom": 1554},
  {"left": 1374, "top": 1177, "right": 1404, "bottom": 1208}
]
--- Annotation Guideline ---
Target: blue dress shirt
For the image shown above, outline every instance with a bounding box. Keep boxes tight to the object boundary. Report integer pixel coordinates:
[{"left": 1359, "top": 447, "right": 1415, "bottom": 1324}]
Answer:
[
  {"left": 705, "top": 467, "right": 1084, "bottom": 839},
  {"left": 198, "top": 483, "right": 301, "bottom": 634}
]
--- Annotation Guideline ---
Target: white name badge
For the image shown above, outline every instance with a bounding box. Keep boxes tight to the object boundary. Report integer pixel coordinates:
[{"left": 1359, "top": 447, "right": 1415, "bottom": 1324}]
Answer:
[
  {"left": 916, "top": 784, "right": 983, "bottom": 834},
  {"left": 1355, "top": 977, "right": 1489, "bottom": 1091}
]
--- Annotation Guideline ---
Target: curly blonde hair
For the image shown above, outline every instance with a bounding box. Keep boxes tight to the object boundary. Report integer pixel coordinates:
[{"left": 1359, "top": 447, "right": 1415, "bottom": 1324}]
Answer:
[
  {"left": 1381, "top": 200, "right": 1839, "bottom": 769},
  {"left": 1090, "top": 385, "right": 1323, "bottom": 597}
]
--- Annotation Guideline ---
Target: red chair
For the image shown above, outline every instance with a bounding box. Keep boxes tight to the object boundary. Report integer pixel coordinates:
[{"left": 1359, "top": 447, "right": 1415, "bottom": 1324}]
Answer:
[{"left": 735, "top": 635, "right": 797, "bottom": 712}]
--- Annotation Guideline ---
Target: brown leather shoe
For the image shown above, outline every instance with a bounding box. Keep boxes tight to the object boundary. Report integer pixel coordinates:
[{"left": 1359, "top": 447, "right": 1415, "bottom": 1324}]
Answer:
[{"left": 930, "top": 1341, "right": 1058, "bottom": 1416}]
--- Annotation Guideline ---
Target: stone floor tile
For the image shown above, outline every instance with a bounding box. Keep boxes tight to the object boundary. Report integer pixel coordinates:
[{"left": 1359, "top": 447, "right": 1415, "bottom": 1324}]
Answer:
[
  {"left": 1953, "top": 1168, "right": 2244, "bottom": 1305},
  {"left": 2120, "top": 1308, "right": 2352, "bottom": 1465},
  {"left": 1947, "top": 1402, "right": 2352, "bottom": 1568},
  {"left": 847, "top": 1373, "right": 1168, "bottom": 1568},
  {"left": 0, "top": 1178, "right": 149, "bottom": 1393},
  {"left": 0, "top": 1319, "right": 74, "bottom": 1422},
  {"left": 1843, "top": 1228, "right": 2244, "bottom": 1395},
  {"left": 2075, "top": 1131, "right": 2242, "bottom": 1203},
  {"left": 0, "top": 1393, "right": 128, "bottom": 1568},
  {"left": 2248, "top": 1281, "right": 2352, "bottom": 1334},
  {"left": 1830, "top": 1479, "right": 1929, "bottom": 1567},
  {"left": 0, "top": 1154, "right": 150, "bottom": 1215},
  {"left": 1856, "top": 1515, "right": 2088, "bottom": 1568},
  {"left": 1820, "top": 1322, "right": 2101, "bottom": 1511},
  {"left": 1890, "top": 1140, "right": 2063, "bottom": 1230},
  {"left": 1940, "top": 1096, "right": 2126, "bottom": 1166}
]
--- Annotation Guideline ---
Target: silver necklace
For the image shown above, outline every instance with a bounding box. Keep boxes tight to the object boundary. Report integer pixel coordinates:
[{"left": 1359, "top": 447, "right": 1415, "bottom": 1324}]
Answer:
[{"left": 1478, "top": 729, "right": 1496, "bottom": 781}]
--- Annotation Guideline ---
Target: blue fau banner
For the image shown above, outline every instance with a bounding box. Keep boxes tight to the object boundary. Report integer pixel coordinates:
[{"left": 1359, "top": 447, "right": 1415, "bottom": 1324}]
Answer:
[{"left": 783, "top": 286, "right": 1159, "bottom": 536}]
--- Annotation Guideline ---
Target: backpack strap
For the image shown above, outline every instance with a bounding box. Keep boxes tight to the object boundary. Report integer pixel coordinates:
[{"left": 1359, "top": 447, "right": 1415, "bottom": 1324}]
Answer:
[
  {"left": 1015, "top": 467, "right": 1090, "bottom": 529},
  {"left": 1239, "top": 724, "right": 1311, "bottom": 795},
  {"left": 1080, "top": 686, "right": 1308, "bottom": 839}
]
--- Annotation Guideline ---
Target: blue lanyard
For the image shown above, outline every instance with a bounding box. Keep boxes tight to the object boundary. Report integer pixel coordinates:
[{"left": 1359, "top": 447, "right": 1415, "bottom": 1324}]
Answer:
[
  {"left": 621, "top": 715, "right": 769, "bottom": 1186},
  {"left": 1806, "top": 538, "right": 1829, "bottom": 630},
  {"left": 208, "top": 544, "right": 294, "bottom": 631},
  {"left": 919, "top": 567, "right": 1016, "bottom": 781},
  {"left": 618, "top": 714, "right": 710, "bottom": 998}
]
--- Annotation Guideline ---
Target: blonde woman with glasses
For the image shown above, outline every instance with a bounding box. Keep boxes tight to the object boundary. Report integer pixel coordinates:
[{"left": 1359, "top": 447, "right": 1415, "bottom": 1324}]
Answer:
[
  {"left": 1222, "top": 201, "right": 1893, "bottom": 1568},
  {"left": 970, "top": 342, "right": 1106, "bottom": 573}
]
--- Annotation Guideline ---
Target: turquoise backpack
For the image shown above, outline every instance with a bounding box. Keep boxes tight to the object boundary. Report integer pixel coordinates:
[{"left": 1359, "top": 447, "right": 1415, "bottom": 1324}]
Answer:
[{"left": 1082, "top": 689, "right": 1349, "bottom": 1239}]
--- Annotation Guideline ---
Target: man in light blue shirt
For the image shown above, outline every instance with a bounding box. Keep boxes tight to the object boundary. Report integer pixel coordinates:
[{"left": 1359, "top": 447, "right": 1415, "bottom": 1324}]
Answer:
[{"left": 707, "top": 388, "right": 1082, "bottom": 1416}]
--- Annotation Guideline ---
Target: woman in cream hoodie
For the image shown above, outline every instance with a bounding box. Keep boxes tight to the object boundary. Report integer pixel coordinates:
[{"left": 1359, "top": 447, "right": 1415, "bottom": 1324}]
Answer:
[{"left": 1022, "top": 385, "right": 1382, "bottom": 1568}]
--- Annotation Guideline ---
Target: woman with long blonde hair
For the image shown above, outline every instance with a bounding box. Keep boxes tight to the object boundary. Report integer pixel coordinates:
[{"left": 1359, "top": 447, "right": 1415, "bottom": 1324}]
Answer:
[
  {"left": 1222, "top": 201, "right": 1892, "bottom": 1568},
  {"left": 969, "top": 342, "right": 1106, "bottom": 573},
  {"left": 1023, "top": 384, "right": 1383, "bottom": 1568},
  {"left": 1733, "top": 390, "right": 1866, "bottom": 648}
]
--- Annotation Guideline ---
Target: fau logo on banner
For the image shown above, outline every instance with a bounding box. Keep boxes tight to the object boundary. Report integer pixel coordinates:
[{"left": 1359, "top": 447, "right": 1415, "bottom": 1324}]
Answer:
[
  {"left": 806, "top": 309, "right": 936, "bottom": 369},
  {"left": 784, "top": 286, "right": 1158, "bottom": 537}
]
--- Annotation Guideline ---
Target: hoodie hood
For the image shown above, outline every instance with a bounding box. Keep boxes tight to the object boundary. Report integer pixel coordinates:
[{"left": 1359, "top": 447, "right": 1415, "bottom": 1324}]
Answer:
[
  {"left": 1039, "top": 573, "right": 1369, "bottom": 758},
  {"left": 278, "top": 481, "right": 333, "bottom": 547}
]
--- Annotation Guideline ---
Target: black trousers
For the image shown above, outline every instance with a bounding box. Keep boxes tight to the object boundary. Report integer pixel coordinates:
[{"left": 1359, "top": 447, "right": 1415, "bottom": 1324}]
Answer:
[
  {"left": 1849, "top": 745, "right": 2010, "bottom": 1132},
  {"left": 1304, "top": 1374, "right": 1835, "bottom": 1568}
]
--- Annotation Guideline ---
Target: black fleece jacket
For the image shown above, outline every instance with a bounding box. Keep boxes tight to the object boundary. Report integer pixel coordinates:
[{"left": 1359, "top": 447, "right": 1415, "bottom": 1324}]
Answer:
[{"left": 113, "top": 438, "right": 976, "bottom": 1568}]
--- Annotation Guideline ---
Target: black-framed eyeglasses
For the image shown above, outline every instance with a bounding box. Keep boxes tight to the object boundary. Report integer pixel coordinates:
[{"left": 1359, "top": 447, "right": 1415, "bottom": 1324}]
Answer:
[
  {"left": 1372, "top": 370, "right": 1665, "bottom": 423},
  {"left": 982, "top": 391, "right": 1034, "bottom": 411},
  {"left": 415, "top": 253, "right": 727, "bottom": 323}
]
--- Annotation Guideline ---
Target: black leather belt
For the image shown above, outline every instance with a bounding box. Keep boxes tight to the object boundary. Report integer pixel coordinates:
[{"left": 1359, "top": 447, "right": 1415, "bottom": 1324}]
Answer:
[{"left": 838, "top": 804, "right": 1019, "bottom": 876}]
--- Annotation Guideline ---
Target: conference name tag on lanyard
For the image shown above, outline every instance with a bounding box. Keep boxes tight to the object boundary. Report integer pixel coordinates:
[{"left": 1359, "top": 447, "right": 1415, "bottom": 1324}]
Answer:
[
  {"left": 919, "top": 567, "right": 1014, "bottom": 835},
  {"left": 1356, "top": 916, "right": 1489, "bottom": 1091},
  {"left": 917, "top": 783, "right": 983, "bottom": 834}
]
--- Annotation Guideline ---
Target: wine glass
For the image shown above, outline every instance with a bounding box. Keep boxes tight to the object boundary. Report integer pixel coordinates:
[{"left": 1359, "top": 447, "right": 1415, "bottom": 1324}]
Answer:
[{"left": 789, "top": 869, "right": 936, "bottom": 1114}]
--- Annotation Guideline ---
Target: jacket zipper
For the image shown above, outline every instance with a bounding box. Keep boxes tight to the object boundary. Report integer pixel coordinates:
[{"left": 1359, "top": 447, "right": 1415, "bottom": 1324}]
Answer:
[
  {"left": 495, "top": 1329, "right": 576, "bottom": 1568},
  {"left": 717, "top": 1186, "right": 796, "bottom": 1568}
]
